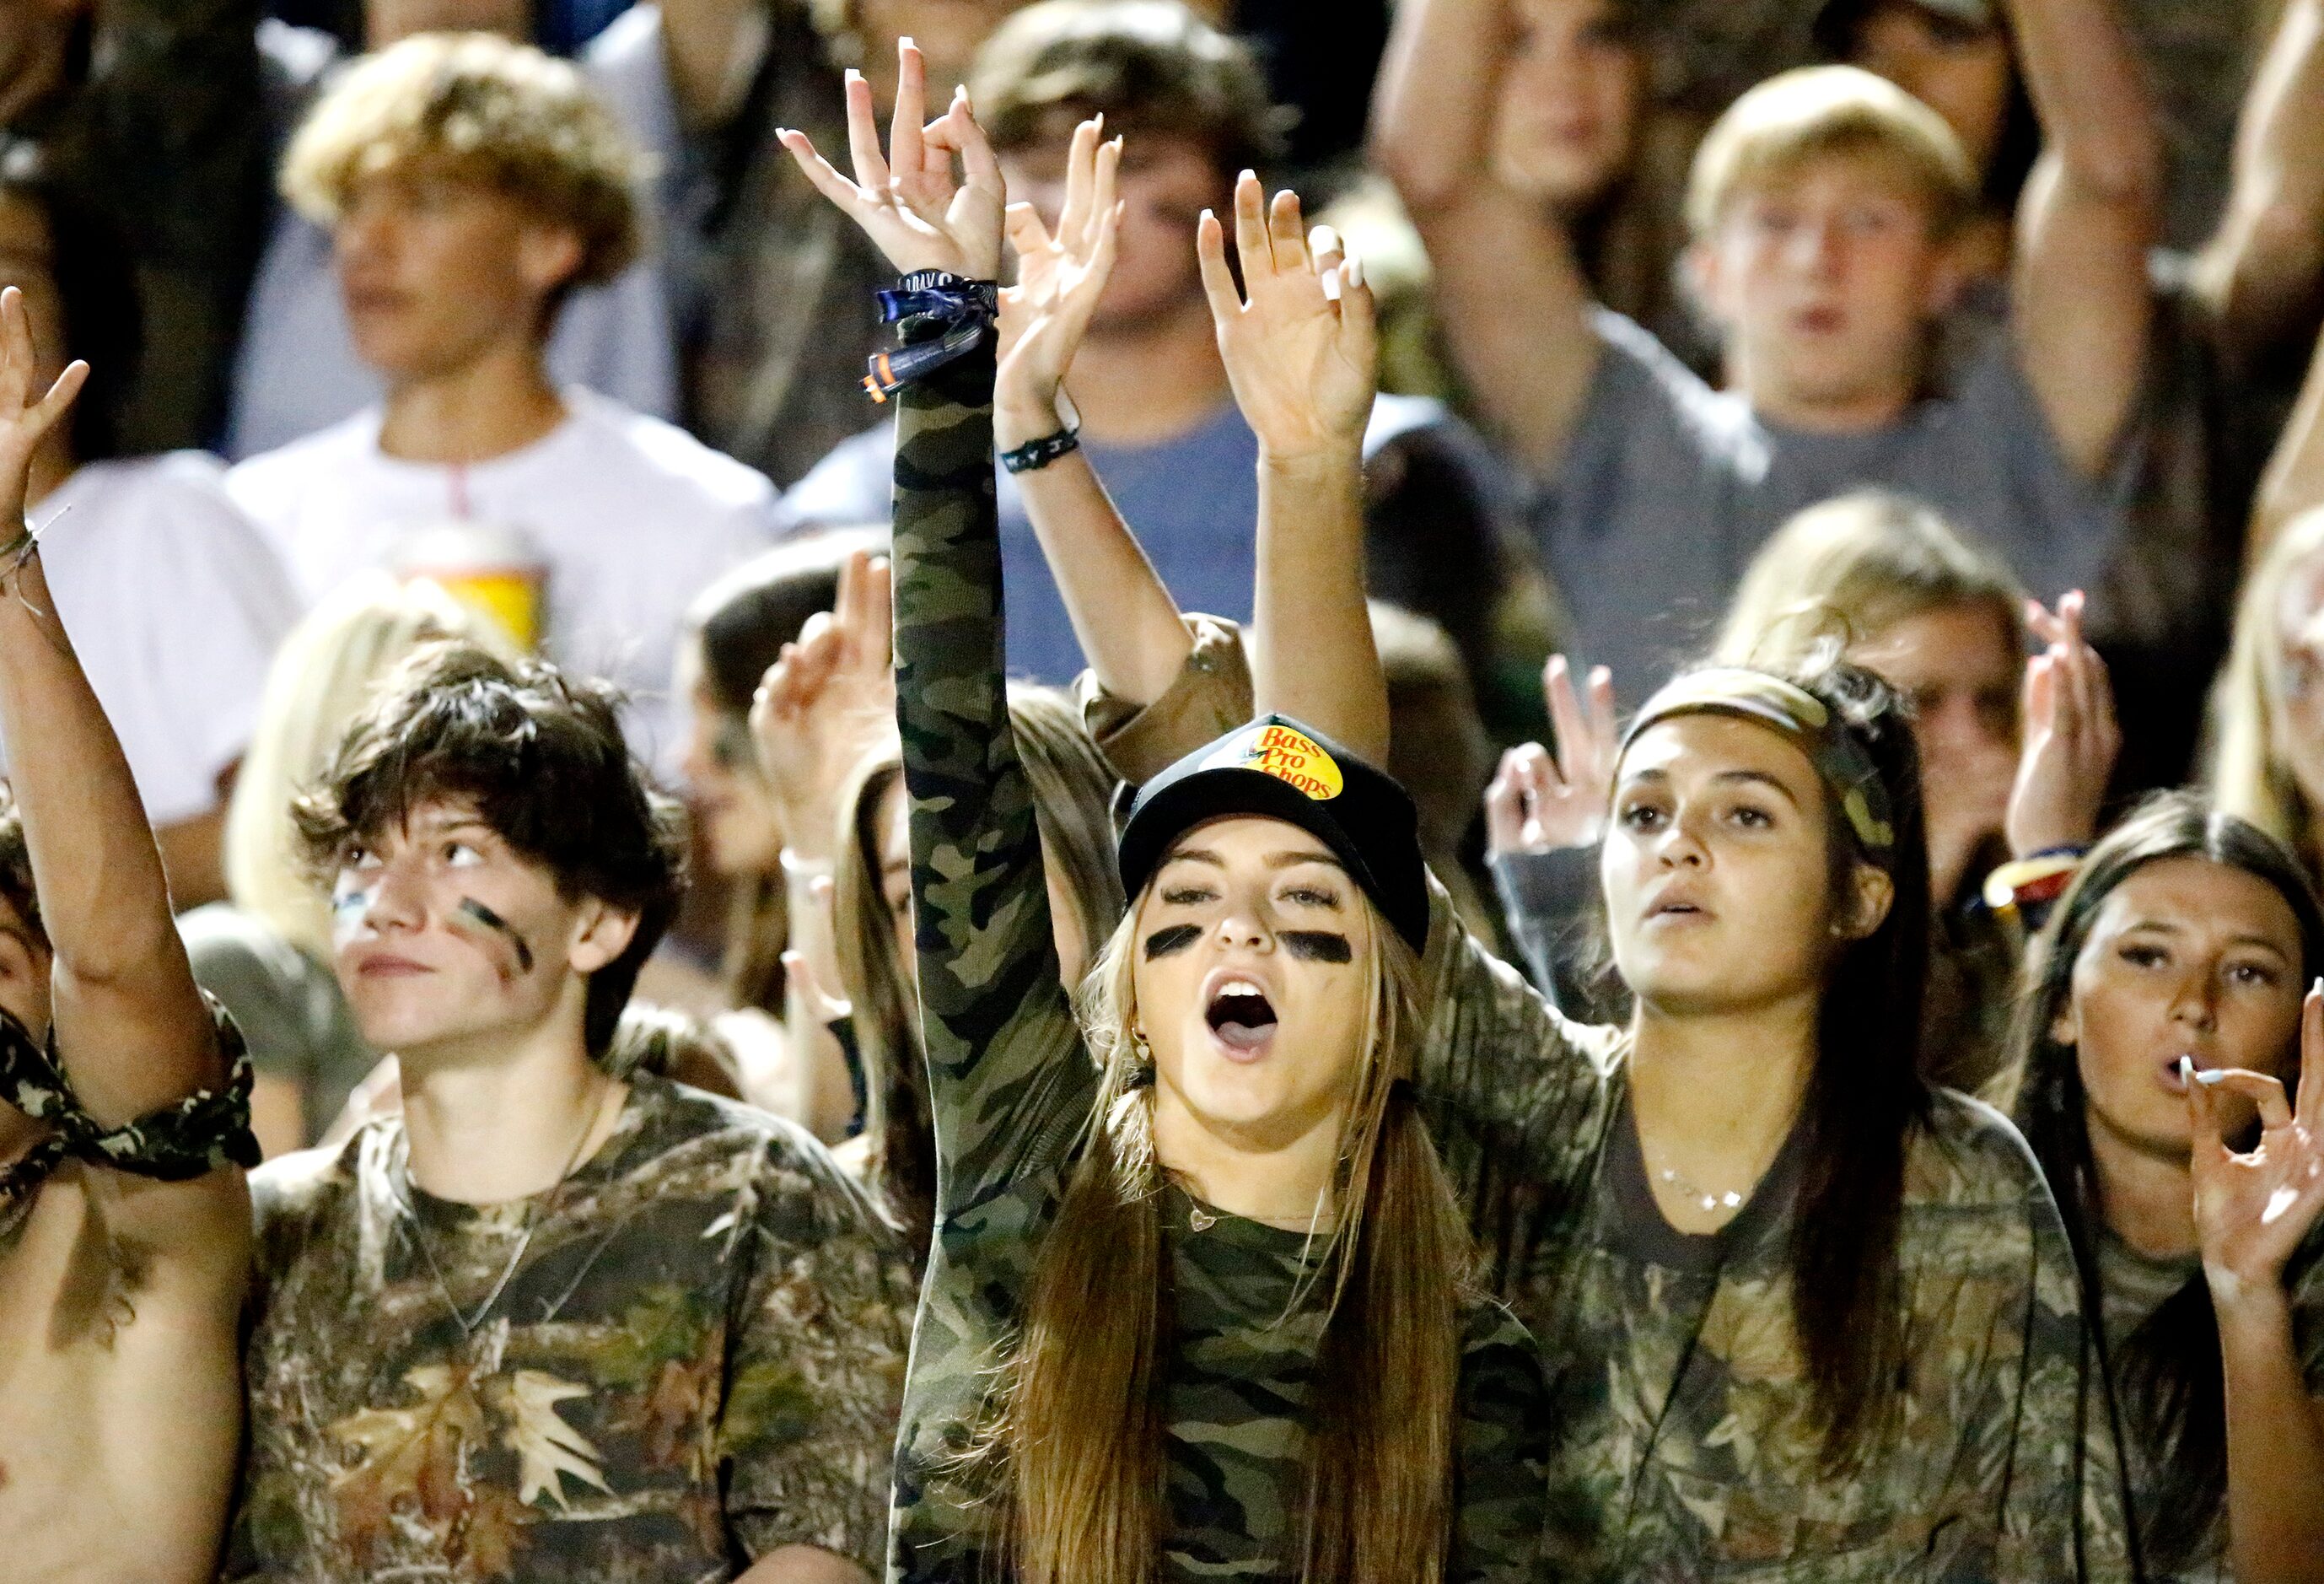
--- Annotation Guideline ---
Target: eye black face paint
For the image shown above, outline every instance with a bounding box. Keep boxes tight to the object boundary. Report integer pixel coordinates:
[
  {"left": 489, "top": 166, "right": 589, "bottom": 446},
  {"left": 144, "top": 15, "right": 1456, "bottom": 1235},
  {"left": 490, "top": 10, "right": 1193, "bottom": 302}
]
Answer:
[
  {"left": 457, "top": 897, "right": 535, "bottom": 975},
  {"left": 1143, "top": 924, "right": 1202, "bottom": 960},
  {"left": 1283, "top": 931, "right": 1353, "bottom": 964}
]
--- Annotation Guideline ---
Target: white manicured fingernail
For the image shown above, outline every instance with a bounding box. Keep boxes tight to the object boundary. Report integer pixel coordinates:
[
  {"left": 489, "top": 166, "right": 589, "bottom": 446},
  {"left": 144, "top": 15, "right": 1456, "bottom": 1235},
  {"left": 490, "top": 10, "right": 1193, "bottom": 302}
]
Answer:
[
  {"left": 1344, "top": 251, "right": 1364, "bottom": 290},
  {"left": 2195, "top": 1067, "right": 2226, "bottom": 1086},
  {"left": 1309, "top": 224, "right": 1340, "bottom": 256},
  {"left": 1321, "top": 267, "right": 1342, "bottom": 302},
  {"left": 2179, "top": 1056, "right": 2194, "bottom": 1083}
]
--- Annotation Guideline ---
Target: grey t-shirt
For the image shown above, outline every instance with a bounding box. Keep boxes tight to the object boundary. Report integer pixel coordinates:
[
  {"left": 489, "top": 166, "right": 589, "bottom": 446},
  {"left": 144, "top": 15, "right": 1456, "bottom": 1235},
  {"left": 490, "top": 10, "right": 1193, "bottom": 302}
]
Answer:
[
  {"left": 179, "top": 903, "right": 374, "bottom": 1145},
  {"left": 1534, "top": 309, "right": 2132, "bottom": 698}
]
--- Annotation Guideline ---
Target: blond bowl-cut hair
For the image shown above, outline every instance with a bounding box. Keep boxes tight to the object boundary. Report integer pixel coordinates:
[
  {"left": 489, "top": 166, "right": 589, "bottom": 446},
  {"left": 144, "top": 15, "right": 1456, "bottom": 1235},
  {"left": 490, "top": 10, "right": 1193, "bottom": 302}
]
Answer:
[
  {"left": 281, "top": 31, "right": 646, "bottom": 289},
  {"left": 1687, "top": 64, "right": 1977, "bottom": 242}
]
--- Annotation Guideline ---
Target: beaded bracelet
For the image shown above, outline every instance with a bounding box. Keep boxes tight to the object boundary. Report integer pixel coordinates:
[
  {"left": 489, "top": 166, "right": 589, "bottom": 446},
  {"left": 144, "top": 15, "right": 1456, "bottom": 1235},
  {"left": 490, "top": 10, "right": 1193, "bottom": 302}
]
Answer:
[{"left": 1001, "top": 424, "right": 1081, "bottom": 474}]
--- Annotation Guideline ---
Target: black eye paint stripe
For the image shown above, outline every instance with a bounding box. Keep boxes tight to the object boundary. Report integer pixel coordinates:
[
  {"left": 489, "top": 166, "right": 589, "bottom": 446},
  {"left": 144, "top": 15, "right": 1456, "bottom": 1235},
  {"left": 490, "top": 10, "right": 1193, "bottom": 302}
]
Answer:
[
  {"left": 458, "top": 897, "right": 535, "bottom": 974},
  {"left": 1143, "top": 924, "right": 1202, "bottom": 960},
  {"left": 1283, "top": 931, "right": 1353, "bottom": 964}
]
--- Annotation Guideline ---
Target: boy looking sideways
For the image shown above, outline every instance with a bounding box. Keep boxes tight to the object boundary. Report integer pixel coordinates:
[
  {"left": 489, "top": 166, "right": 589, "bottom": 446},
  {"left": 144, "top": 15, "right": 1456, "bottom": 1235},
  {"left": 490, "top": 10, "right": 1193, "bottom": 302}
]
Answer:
[
  {"left": 1375, "top": 0, "right": 2159, "bottom": 698},
  {"left": 226, "top": 644, "right": 909, "bottom": 1583}
]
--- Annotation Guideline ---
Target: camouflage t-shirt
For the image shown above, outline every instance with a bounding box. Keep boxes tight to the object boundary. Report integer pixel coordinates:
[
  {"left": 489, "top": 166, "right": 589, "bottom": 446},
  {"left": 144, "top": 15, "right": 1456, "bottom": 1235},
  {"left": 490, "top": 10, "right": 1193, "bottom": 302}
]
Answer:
[
  {"left": 883, "top": 330, "right": 1550, "bottom": 1581},
  {"left": 226, "top": 1074, "right": 914, "bottom": 1583},
  {"left": 1412, "top": 901, "right": 2133, "bottom": 1581},
  {"left": 2095, "top": 1228, "right": 2324, "bottom": 1582}
]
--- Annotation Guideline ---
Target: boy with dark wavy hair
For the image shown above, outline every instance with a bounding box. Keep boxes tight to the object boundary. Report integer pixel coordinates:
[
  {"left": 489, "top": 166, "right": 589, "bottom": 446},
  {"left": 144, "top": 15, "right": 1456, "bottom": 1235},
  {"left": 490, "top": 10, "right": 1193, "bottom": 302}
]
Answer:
[{"left": 229, "top": 642, "right": 911, "bottom": 1584}]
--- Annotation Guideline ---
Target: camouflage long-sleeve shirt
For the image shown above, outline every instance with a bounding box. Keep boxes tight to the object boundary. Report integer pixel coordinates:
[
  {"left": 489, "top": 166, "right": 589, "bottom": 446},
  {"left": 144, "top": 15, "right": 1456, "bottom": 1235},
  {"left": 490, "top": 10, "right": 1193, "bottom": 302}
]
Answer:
[
  {"left": 884, "top": 326, "right": 1550, "bottom": 1581},
  {"left": 1413, "top": 905, "right": 2133, "bottom": 1581}
]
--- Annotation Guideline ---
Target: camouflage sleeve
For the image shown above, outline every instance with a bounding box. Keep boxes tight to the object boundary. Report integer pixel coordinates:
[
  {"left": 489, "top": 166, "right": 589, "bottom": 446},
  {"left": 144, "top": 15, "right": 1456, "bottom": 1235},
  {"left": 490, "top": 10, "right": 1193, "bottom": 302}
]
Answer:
[
  {"left": 888, "top": 319, "right": 1096, "bottom": 1220},
  {"left": 1449, "top": 1300, "right": 1552, "bottom": 1582},
  {"left": 722, "top": 1130, "right": 916, "bottom": 1568},
  {"left": 1981, "top": 1113, "right": 2134, "bottom": 1584},
  {"left": 1076, "top": 613, "right": 1255, "bottom": 785},
  {"left": 1415, "top": 876, "right": 1620, "bottom": 1200}
]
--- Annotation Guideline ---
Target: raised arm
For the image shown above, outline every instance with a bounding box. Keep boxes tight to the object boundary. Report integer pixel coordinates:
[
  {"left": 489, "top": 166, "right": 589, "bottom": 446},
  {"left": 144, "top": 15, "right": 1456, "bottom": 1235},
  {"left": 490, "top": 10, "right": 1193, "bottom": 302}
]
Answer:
[
  {"left": 2186, "top": 989, "right": 2324, "bottom": 1584},
  {"left": 1197, "top": 175, "right": 1388, "bottom": 759},
  {"left": 749, "top": 549, "right": 899, "bottom": 1140},
  {"left": 2004, "top": 0, "right": 2161, "bottom": 479},
  {"left": 781, "top": 52, "right": 1095, "bottom": 1210},
  {"left": 994, "top": 117, "right": 1191, "bottom": 708},
  {"left": 2193, "top": 0, "right": 2324, "bottom": 365},
  {"left": 0, "top": 287, "right": 249, "bottom": 1266},
  {"left": 1369, "top": 0, "right": 1602, "bottom": 474}
]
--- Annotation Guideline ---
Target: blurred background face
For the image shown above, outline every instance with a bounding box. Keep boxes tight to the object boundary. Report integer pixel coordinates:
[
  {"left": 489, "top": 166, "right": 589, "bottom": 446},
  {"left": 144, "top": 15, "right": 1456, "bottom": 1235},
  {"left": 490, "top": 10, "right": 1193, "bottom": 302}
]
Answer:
[
  {"left": 367, "top": 0, "right": 530, "bottom": 48},
  {"left": 1848, "top": 601, "right": 2019, "bottom": 896},
  {"left": 2274, "top": 553, "right": 2324, "bottom": 812},
  {"left": 1601, "top": 714, "right": 1851, "bottom": 1015},
  {"left": 676, "top": 645, "right": 784, "bottom": 880},
  {"left": 334, "top": 159, "right": 581, "bottom": 383},
  {"left": 2060, "top": 856, "right": 2304, "bottom": 1161},
  {"left": 1489, "top": 0, "right": 1646, "bottom": 210},
  {"left": 1842, "top": 0, "right": 2013, "bottom": 180},
  {"left": 855, "top": 0, "right": 1028, "bottom": 102},
  {"left": 1696, "top": 156, "right": 1954, "bottom": 415},
  {"left": 1003, "top": 127, "right": 1220, "bottom": 329}
]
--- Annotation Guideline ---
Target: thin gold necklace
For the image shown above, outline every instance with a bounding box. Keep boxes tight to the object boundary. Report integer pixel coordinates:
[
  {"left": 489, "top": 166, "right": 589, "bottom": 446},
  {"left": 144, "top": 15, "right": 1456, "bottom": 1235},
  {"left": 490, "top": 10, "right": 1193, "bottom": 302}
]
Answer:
[{"left": 401, "top": 1075, "right": 613, "bottom": 1339}]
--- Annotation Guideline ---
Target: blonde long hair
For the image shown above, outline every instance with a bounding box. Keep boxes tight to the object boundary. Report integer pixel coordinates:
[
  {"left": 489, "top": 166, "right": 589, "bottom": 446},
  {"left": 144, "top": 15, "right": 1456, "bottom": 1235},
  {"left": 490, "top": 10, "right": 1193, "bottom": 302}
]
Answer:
[
  {"left": 996, "top": 881, "right": 1471, "bottom": 1582},
  {"left": 1717, "top": 491, "right": 2025, "bottom": 669},
  {"left": 224, "top": 575, "right": 513, "bottom": 957},
  {"left": 2212, "top": 508, "right": 2324, "bottom": 865}
]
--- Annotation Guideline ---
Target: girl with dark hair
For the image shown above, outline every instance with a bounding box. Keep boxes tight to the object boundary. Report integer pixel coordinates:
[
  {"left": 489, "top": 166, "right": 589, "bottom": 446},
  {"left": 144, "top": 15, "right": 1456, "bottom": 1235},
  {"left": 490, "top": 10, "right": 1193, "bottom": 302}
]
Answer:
[
  {"left": 781, "top": 49, "right": 1551, "bottom": 1579},
  {"left": 2011, "top": 793, "right": 2324, "bottom": 1580}
]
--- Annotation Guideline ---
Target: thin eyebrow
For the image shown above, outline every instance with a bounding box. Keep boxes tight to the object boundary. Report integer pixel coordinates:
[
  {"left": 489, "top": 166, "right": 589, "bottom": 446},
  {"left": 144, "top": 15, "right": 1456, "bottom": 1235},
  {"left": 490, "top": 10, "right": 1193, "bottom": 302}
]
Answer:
[
  {"left": 2121, "top": 918, "right": 2294, "bottom": 957},
  {"left": 1160, "top": 848, "right": 1224, "bottom": 870},
  {"left": 1617, "top": 765, "right": 1804, "bottom": 806},
  {"left": 1266, "top": 851, "right": 1344, "bottom": 872}
]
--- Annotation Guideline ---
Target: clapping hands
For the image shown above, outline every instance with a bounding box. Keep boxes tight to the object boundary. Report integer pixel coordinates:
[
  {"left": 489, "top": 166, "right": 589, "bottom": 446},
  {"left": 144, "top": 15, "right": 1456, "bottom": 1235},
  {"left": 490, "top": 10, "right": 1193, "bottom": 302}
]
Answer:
[
  {"left": 1485, "top": 655, "right": 1619, "bottom": 856},
  {"left": 777, "top": 40, "right": 1006, "bottom": 282},
  {"left": 2005, "top": 590, "right": 2120, "bottom": 859},
  {"left": 749, "top": 549, "right": 897, "bottom": 865},
  {"left": 1198, "top": 173, "right": 1378, "bottom": 461}
]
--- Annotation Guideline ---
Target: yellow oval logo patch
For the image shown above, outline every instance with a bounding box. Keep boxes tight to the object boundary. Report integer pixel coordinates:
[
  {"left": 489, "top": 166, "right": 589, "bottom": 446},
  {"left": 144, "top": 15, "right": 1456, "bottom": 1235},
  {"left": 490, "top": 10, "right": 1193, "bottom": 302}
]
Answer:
[{"left": 1208, "top": 723, "right": 1344, "bottom": 800}]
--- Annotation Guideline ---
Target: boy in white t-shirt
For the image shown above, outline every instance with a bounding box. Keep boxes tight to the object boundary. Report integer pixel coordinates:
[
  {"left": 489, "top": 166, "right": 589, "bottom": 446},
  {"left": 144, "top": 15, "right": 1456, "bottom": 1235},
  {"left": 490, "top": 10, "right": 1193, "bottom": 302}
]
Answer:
[
  {"left": 0, "top": 167, "right": 299, "bottom": 909},
  {"left": 226, "top": 32, "right": 773, "bottom": 770}
]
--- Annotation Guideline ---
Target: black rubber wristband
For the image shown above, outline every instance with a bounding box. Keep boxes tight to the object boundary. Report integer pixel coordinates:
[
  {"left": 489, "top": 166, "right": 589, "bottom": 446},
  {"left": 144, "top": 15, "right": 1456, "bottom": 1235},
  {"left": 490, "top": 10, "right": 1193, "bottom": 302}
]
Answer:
[{"left": 1000, "top": 425, "right": 1081, "bottom": 474}]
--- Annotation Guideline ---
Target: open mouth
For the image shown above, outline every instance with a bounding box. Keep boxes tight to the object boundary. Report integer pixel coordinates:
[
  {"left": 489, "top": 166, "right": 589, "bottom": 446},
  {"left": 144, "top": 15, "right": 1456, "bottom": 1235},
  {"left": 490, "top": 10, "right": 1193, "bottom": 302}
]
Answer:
[
  {"left": 2161, "top": 1053, "right": 2210, "bottom": 1092},
  {"left": 1206, "top": 978, "right": 1279, "bottom": 1054}
]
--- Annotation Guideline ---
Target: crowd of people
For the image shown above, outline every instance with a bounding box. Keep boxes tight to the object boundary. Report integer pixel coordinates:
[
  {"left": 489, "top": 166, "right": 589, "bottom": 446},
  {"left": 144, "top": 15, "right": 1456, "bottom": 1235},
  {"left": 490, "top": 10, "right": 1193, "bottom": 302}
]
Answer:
[{"left": 2, "top": 0, "right": 2323, "bottom": 1580}]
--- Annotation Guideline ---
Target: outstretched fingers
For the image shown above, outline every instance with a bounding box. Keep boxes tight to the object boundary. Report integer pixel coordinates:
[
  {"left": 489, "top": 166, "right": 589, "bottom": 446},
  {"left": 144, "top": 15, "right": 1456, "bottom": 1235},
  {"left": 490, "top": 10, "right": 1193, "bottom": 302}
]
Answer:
[
  {"left": 2301, "top": 981, "right": 2324, "bottom": 1123},
  {"left": 1230, "top": 170, "right": 1272, "bottom": 286},
  {"left": 885, "top": 44, "right": 928, "bottom": 190},
  {"left": 1056, "top": 117, "right": 1102, "bottom": 254},
  {"left": 1197, "top": 207, "right": 1244, "bottom": 324}
]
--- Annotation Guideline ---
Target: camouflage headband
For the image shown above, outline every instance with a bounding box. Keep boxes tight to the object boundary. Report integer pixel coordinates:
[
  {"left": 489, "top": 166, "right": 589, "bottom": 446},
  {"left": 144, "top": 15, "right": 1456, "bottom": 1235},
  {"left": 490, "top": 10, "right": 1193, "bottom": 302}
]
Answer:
[{"left": 1621, "top": 668, "right": 1896, "bottom": 855}]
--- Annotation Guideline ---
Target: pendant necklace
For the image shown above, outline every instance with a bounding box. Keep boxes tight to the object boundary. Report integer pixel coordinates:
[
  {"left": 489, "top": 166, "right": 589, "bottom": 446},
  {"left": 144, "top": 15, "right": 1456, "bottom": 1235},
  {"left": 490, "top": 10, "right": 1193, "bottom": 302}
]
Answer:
[
  {"left": 402, "top": 1075, "right": 613, "bottom": 1339},
  {"left": 1654, "top": 1162, "right": 1746, "bottom": 1215}
]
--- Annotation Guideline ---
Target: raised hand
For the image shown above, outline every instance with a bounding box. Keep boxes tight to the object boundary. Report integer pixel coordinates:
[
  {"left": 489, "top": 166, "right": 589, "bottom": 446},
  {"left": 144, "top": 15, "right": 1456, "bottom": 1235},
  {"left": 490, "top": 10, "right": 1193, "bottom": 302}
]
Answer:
[
  {"left": 2005, "top": 589, "right": 2121, "bottom": 858},
  {"left": 1197, "top": 173, "right": 1377, "bottom": 460},
  {"left": 749, "top": 550, "right": 897, "bottom": 863},
  {"left": 1484, "top": 655, "right": 1618, "bottom": 856},
  {"left": 995, "top": 116, "right": 1122, "bottom": 448},
  {"left": 776, "top": 39, "right": 1005, "bottom": 280},
  {"left": 2187, "top": 983, "right": 2324, "bottom": 1303},
  {"left": 0, "top": 285, "right": 85, "bottom": 528}
]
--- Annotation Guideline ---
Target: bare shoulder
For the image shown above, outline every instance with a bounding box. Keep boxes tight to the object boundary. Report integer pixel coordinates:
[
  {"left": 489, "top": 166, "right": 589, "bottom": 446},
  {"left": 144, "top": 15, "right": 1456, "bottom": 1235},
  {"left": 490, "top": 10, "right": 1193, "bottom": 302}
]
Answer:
[{"left": 0, "top": 1170, "right": 245, "bottom": 1584}]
